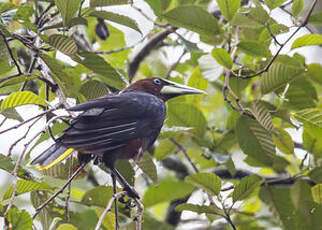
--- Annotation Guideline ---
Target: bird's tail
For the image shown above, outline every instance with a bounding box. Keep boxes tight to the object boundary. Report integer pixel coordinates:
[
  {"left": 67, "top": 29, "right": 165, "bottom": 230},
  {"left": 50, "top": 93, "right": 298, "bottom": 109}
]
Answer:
[{"left": 28, "top": 142, "right": 74, "bottom": 170}]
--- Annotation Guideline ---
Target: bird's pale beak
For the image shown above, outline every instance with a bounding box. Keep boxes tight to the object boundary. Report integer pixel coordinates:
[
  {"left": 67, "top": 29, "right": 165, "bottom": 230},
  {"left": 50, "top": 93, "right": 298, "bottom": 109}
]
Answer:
[{"left": 160, "top": 79, "right": 206, "bottom": 96}]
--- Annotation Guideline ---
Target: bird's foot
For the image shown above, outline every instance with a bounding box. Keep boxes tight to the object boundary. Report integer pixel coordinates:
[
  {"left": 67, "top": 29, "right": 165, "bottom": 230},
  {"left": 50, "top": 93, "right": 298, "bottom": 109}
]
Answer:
[{"left": 123, "top": 186, "right": 140, "bottom": 200}]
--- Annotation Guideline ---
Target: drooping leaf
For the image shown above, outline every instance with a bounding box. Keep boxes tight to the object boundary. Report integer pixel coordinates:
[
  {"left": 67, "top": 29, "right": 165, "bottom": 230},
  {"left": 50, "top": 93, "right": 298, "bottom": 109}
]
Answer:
[
  {"left": 211, "top": 48, "right": 233, "bottom": 69},
  {"left": 216, "top": 0, "right": 240, "bottom": 21},
  {"left": 251, "top": 101, "right": 274, "bottom": 133},
  {"left": 272, "top": 129, "right": 294, "bottom": 155},
  {"left": 6, "top": 208, "right": 32, "bottom": 230},
  {"left": 185, "top": 172, "right": 222, "bottom": 196},
  {"left": 238, "top": 41, "right": 270, "bottom": 57},
  {"left": 142, "top": 179, "right": 195, "bottom": 207},
  {"left": 55, "top": 0, "right": 82, "bottom": 26},
  {"left": 49, "top": 34, "right": 78, "bottom": 57},
  {"left": 136, "top": 152, "right": 158, "bottom": 184},
  {"left": 175, "top": 203, "right": 224, "bottom": 216},
  {"left": 264, "top": 0, "right": 287, "bottom": 10},
  {"left": 312, "top": 184, "right": 322, "bottom": 204},
  {"left": 232, "top": 175, "right": 263, "bottom": 202},
  {"left": 89, "top": 11, "right": 141, "bottom": 34},
  {"left": 90, "top": 0, "right": 128, "bottom": 7},
  {"left": 260, "top": 62, "right": 304, "bottom": 94},
  {"left": 1, "top": 91, "right": 47, "bottom": 110},
  {"left": 236, "top": 116, "right": 275, "bottom": 166},
  {"left": 3, "top": 180, "right": 51, "bottom": 200},
  {"left": 292, "top": 0, "right": 304, "bottom": 16},
  {"left": 163, "top": 6, "right": 220, "bottom": 42},
  {"left": 292, "top": 34, "right": 322, "bottom": 49}
]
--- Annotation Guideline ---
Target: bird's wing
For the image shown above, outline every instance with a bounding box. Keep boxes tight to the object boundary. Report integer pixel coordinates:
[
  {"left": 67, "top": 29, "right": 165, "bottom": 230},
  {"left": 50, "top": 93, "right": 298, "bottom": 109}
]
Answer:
[{"left": 62, "top": 91, "right": 166, "bottom": 154}]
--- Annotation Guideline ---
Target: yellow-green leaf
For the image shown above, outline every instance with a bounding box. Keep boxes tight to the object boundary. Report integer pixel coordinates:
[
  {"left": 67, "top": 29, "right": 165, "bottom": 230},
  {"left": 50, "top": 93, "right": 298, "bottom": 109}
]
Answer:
[
  {"left": 211, "top": 48, "right": 233, "bottom": 69},
  {"left": 292, "top": 34, "right": 322, "bottom": 49},
  {"left": 216, "top": 0, "right": 240, "bottom": 21},
  {"left": 312, "top": 184, "right": 322, "bottom": 204},
  {"left": 1, "top": 91, "right": 47, "bottom": 110},
  {"left": 185, "top": 172, "right": 222, "bottom": 196},
  {"left": 272, "top": 129, "right": 294, "bottom": 155},
  {"left": 292, "top": 0, "right": 304, "bottom": 16},
  {"left": 55, "top": 0, "right": 82, "bottom": 26}
]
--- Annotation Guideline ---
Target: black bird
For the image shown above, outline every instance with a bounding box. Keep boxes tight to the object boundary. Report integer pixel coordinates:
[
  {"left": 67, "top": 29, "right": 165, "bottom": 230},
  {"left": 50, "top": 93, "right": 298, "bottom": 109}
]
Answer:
[{"left": 29, "top": 78, "right": 205, "bottom": 198}]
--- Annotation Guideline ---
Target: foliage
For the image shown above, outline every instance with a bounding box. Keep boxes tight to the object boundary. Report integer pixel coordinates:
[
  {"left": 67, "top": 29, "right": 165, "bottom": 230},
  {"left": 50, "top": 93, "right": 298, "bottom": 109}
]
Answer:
[{"left": 0, "top": 0, "right": 321, "bottom": 229}]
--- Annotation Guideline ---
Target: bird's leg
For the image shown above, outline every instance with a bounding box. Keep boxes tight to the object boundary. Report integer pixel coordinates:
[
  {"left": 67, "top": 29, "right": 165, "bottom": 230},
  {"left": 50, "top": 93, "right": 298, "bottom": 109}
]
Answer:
[
  {"left": 109, "top": 166, "right": 140, "bottom": 199},
  {"left": 111, "top": 174, "right": 119, "bottom": 230}
]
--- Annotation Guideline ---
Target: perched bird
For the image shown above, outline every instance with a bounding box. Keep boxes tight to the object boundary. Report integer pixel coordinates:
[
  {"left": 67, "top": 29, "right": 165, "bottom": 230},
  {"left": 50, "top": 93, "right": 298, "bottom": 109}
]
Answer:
[{"left": 29, "top": 78, "right": 205, "bottom": 198}]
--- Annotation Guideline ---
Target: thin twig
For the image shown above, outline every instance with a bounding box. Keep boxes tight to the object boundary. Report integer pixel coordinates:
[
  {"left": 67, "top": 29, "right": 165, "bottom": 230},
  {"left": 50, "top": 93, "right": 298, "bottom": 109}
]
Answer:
[
  {"left": 65, "top": 156, "right": 73, "bottom": 222},
  {"left": 33, "top": 162, "right": 86, "bottom": 219},
  {"left": 133, "top": 198, "right": 144, "bottom": 230},
  {"left": 131, "top": 5, "right": 168, "bottom": 28},
  {"left": 166, "top": 49, "right": 187, "bottom": 79},
  {"left": 225, "top": 215, "right": 237, "bottom": 230},
  {"left": 95, "top": 191, "right": 127, "bottom": 230},
  {"left": 265, "top": 23, "right": 282, "bottom": 46}
]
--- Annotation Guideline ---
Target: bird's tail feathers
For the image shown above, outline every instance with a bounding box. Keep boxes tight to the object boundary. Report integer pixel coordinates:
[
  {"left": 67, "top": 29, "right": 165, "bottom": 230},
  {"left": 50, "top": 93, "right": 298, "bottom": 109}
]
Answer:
[{"left": 28, "top": 142, "right": 74, "bottom": 170}]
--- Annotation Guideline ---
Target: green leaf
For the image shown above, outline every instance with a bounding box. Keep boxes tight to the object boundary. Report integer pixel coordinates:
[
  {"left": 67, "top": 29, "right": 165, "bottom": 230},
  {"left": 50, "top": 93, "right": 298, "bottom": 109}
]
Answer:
[
  {"left": 292, "top": 0, "right": 304, "bottom": 16},
  {"left": 211, "top": 48, "right": 233, "bottom": 69},
  {"left": 143, "top": 179, "right": 195, "bottom": 207},
  {"left": 136, "top": 152, "right": 158, "bottom": 184},
  {"left": 80, "top": 80, "right": 108, "bottom": 100},
  {"left": 0, "top": 107, "right": 23, "bottom": 121},
  {"left": 187, "top": 67, "right": 208, "bottom": 104},
  {"left": 307, "top": 63, "right": 322, "bottom": 84},
  {"left": 312, "top": 184, "right": 322, "bottom": 204},
  {"left": 292, "top": 34, "right": 322, "bottom": 49},
  {"left": 82, "top": 186, "right": 114, "bottom": 207},
  {"left": 154, "top": 138, "right": 176, "bottom": 160},
  {"left": 260, "top": 62, "right": 303, "bottom": 94},
  {"left": 159, "top": 126, "right": 192, "bottom": 139},
  {"left": 56, "top": 224, "right": 78, "bottom": 230},
  {"left": 49, "top": 34, "right": 78, "bottom": 57},
  {"left": 309, "top": 167, "right": 322, "bottom": 184},
  {"left": 166, "top": 102, "right": 207, "bottom": 136},
  {"left": 290, "top": 180, "right": 313, "bottom": 209},
  {"left": 55, "top": 0, "right": 82, "bottom": 26},
  {"left": 309, "top": 12, "right": 322, "bottom": 25},
  {"left": 0, "top": 155, "right": 29, "bottom": 178},
  {"left": 302, "top": 125, "right": 322, "bottom": 158},
  {"left": 236, "top": 116, "right": 275, "bottom": 166},
  {"left": 251, "top": 101, "right": 274, "bottom": 133},
  {"left": 89, "top": 11, "right": 141, "bottom": 34},
  {"left": 238, "top": 41, "right": 270, "bottom": 57},
  {"left": 216, "top": 0, "right": 240, "bottom": 21},
  {"left": 163, "top": 6, "right": 220, "bottom": 42},
  {"left": 233, "top": 175, "right": 262, "bottom": 202},
  {"left": 272, "top": 129, "right": 294, "bottom": 155},
  {"left": 175, "top": 203, "right": 224, "bottom": 216},
  {"left": 3, "top": 180, "right": 51, "bottom": 200},
  {"left": 1, "top": 91, "right": 47, "bottom": 110},
  {"left": 185, "top": 172, "right": 222, "bottom": 196},
  {"left": 90, "top": 0, "right": 128, "bottom": 7},
  {"left": 115, "top": 160, "right": 135, "bottom": 186},
  {"left": 264, "top": 0, "right": 287, "bottom": 9},
  {"left": 6, "top": 208, "right": 32, "bottom": 230},
  {"left": 76, "top": 52, "right": 126, "bottom": 90},
  {"left": 294, "top": 108, "right": 322, "bottom": 129}
]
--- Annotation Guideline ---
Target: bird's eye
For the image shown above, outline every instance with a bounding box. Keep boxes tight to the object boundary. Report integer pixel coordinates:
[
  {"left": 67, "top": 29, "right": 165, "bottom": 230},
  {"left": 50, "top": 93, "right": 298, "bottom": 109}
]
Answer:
[{"left": 153, "top": 79, "right": 161, "bottom": 85}]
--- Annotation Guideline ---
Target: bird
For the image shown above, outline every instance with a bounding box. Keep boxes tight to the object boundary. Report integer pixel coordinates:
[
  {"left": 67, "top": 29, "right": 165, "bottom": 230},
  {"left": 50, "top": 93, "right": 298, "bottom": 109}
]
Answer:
[{"left": 28, "top": 78, "right": 205, "bottom": 198}]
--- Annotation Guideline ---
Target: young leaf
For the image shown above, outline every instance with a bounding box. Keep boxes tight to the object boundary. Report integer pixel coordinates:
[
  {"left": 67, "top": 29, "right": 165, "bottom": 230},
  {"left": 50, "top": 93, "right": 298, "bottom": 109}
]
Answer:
[
  {"left": 251, "top": 101, "right": 274, "bottom": 133},
  {"left": 236, "top": 116, "right": 275, "bottom": 166},
  {"left": 89, "top": 11, "right": 141, "bottom": 34},
  {"left": 238, "top": 41, "right": 270, "bottom": 57},
  {"left": 272, "top": 129, "right": 294, "bottom": 155},
  {"left": 211, "top": 48, "right": 233, "bottom": 69},
  {"left": 1, "top": 91, "right": 47, "bottom": 110},
  {"left": 185, "top": 172, "right": 222, "bottom": 196},
  {"left": 136, "top": 152, "right": 158, "bottom": 184},
  {"left": 49, "top": 34, "right": 78, "bottom": 57},
  {"left": 292, "top": 34, "right": 322, "bottom": 49},
  {"left": 6, "top": 208, "right": 32, "bottom": 230},
  {"left": 216, "top": 0, "right": 240, "bottom": 21},
  {"left": 232, "top": 175, "right": 262, "bottom": 202},
  {"left": 175, "top": 203, "right": 224, "bottom": 216},
  {"left": 312, "top": 184, "right": 322, "bottom": 204},
  {"left": 55, "top": 0, "right": 82, "bottom": 26},
  {"left": 292, "top": 0, "right": 304, "bottom": 16},
  {"left": 90, "top": 0, "right": 128, "bottom": 7}
]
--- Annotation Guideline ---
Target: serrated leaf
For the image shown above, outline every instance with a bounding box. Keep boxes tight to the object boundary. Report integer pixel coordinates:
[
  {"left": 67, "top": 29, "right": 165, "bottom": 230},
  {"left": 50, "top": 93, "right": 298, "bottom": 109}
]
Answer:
[
  {"left": 211, "top": 48, "right": 233, "bottom": 69},
  {"left": 236, "top": 116, "right": 275, "bottom": 166},
  {"left": 89, "top": 11, "right": 141, "bottom": 34},
  {"left": 312, "top": 184, "right": 322, "bottom": 204},
  {"left": 233, "top": 175, "right": 262, "bottom": 202},
  {"left": 49, "top": 34, "right": 78, "bottom": 57},
  {"left": 216, "top": 0, "right": 240, "bottom": 21},
  {"left": 3, "top": 180, "right": 51, "bottom": 200},
  {"left": 264, "top": 0, "right": 287, "bottom": 9},
  {"left": 175, "top": 203, "right": 224, "bottom": 216},
  {"left": 292, "top": 34, "right": 322, "bottom": 49},
  {"left": 292, "top": 0, "right": 304, "bottom": 16},
  {"left": 76, "top": 52, "right": 126, "bottom": 90},
  {"left": 6, "top": 208, "right": 32, "bottom": 230},
  {"left": 272, "top": 129, "right": 294, "bottom": 155},
  {"left": 163, "top": 6, "right": 220, "bottom": 42},
  {"left": 136, "top": 152, "right": 158, "bottom": 184},
  {"left": 90, "top": 0, "right": 128, "bottom": 7},
  {"left": 80, "top": 80, "right": 108, "bottom": 100},
  {"left": 166, "top": 102, "right": 207, "bottom": 136},
  {"left": 238, "top": 41, "right": 270, "bottom": 57},
  {"left": 309, "top": 12, "right": 322, "bottom": 25},
  {"left": 142, "top": 179, "right": 195, "bottom": 207},
  {"left": 81, "top": 186, "right": 114, "bottom": 207},
  {"left": 294, "top": 108, "right": 322, "bottom": 129},
  {"left": 185, "top": 172, "right": 222, "bottom": 196},
  {"left": 260, "top": 62, "right": 303, "bottom": 94},
  {"left": 1, "top": 91, "right": 47, "bottom": 110},
  {"left": 55, "top": 0, "right": 82, "bottom": 26},
  {"left": 251, "top": 101, "right": 274, "bottom": 133}
]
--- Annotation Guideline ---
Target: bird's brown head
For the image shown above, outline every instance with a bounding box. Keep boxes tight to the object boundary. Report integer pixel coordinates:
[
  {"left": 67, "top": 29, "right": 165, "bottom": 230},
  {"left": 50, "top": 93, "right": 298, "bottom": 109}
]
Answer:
[{"left": 124, "top": 78, "right": 206, "bottom": 101}]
